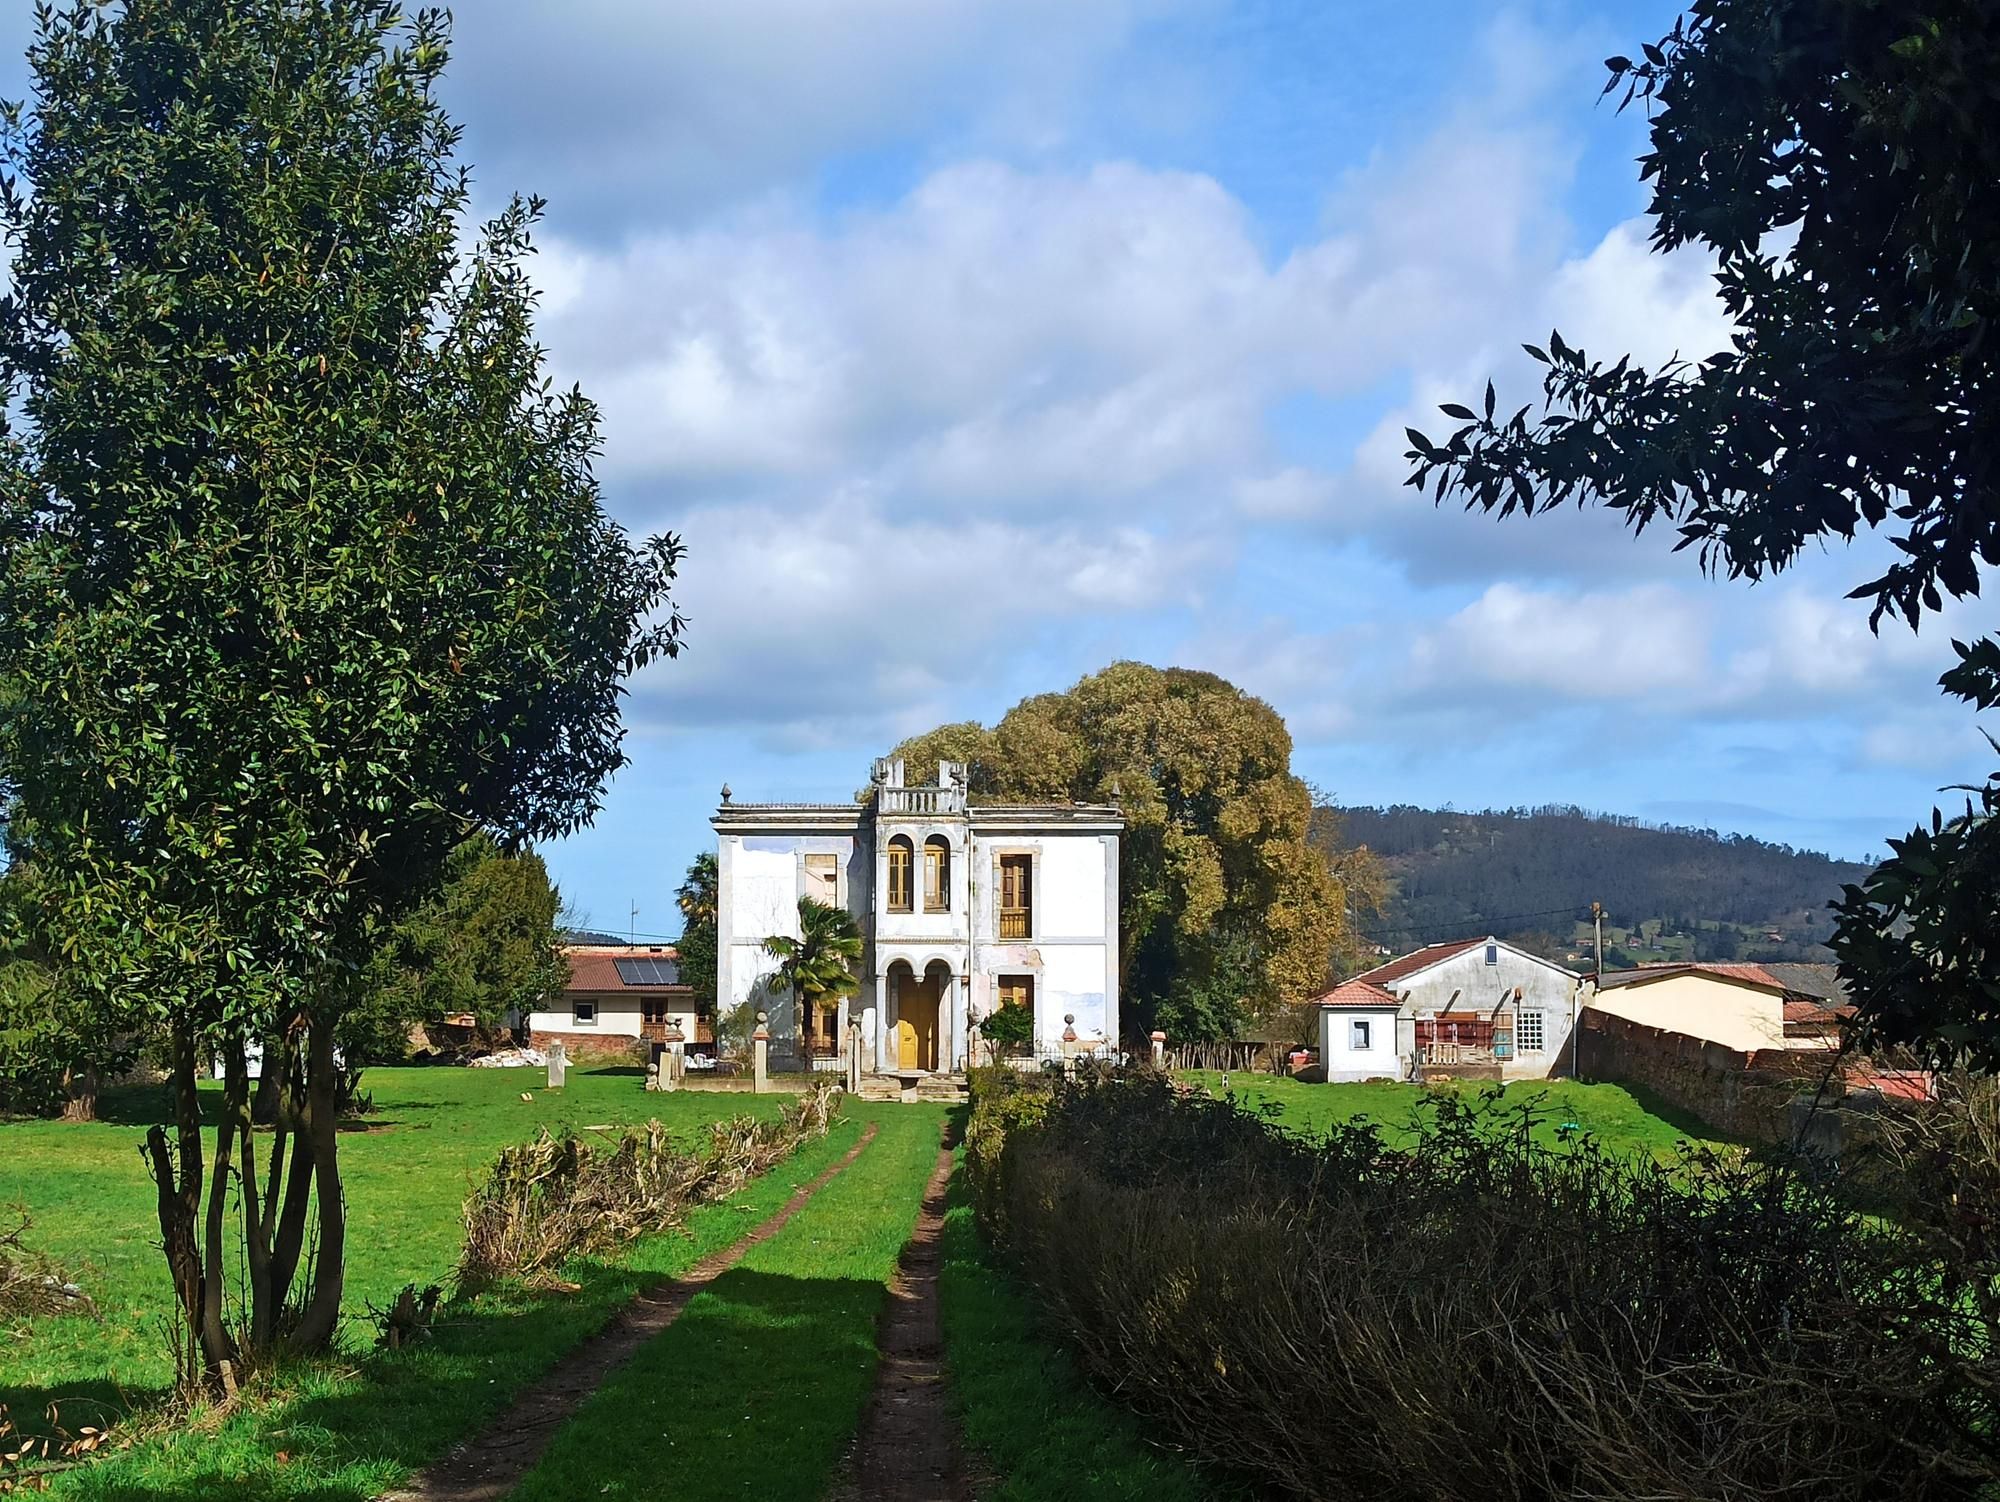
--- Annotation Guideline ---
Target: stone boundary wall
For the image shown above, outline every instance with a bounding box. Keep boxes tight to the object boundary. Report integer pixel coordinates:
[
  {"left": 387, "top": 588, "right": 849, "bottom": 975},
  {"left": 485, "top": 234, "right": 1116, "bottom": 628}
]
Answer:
[{"left": 1575, "top": 1009, "right": 1843, "bottom": 1143}]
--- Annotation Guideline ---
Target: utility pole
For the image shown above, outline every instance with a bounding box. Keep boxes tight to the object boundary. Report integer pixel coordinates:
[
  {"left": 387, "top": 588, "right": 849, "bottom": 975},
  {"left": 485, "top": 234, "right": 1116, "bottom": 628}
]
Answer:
[{"left": 1577, "top": 900, "right": 1603, "bottom": 1081}]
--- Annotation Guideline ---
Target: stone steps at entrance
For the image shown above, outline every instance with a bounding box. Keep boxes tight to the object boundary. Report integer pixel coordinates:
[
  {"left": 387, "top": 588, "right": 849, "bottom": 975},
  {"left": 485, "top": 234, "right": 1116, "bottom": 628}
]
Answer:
[{"left": 856, "top": 1073, "right": 970, "bottom": 1104}]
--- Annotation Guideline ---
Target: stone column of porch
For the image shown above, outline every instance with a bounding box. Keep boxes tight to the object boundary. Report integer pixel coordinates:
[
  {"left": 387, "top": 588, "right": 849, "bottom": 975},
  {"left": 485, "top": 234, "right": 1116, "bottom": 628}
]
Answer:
[{"left": 871, "top": 972, "right": 888, "bottom": 1075}]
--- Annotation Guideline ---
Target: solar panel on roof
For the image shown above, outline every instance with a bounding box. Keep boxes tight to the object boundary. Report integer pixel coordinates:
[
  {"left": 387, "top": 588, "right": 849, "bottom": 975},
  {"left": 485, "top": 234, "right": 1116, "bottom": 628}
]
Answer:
[{"left": 614, "top": 957, "right": 680, "bottom": 986}]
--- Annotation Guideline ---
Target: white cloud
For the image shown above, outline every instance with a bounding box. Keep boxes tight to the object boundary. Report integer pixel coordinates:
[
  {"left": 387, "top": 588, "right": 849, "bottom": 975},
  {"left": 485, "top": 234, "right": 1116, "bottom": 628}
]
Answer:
[
  {"left": 541, "top": 125, "right": 1606, "bottom": 526},
  {"left": 629, "top": 494, "right": 1214, "bottom": 746},
  {"left": 1409, "top": 582, "right": 1710, "bottom": 699},
  {"left": 1541, "top": 219, "right": 1735, "bottom": 371}
]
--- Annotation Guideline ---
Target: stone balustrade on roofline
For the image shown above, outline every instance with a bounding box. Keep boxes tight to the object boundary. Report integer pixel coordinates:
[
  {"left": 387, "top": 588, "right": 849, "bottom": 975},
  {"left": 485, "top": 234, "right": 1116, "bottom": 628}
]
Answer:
[{"left": 877, "top": 783, "right": 966, "bottom": 817}]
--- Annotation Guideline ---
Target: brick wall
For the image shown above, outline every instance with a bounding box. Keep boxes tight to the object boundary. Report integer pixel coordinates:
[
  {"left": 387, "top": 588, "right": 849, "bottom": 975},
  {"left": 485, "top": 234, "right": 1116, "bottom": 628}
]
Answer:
[{"left": 529, "top": 1029, "right": 647, "bottom": 1063}]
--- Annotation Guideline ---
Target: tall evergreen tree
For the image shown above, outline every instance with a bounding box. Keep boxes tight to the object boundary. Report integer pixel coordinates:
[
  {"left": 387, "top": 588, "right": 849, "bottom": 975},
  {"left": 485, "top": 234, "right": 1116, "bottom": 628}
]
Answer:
[{"left": 0, "top": 2, "right": 682, "bottom": 1383}]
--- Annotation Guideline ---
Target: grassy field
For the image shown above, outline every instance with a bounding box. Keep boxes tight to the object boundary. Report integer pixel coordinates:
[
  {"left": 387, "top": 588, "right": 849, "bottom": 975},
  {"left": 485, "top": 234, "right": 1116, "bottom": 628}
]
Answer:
[
  {"left": 937, "top": 1148, "right": 1235, "bottom": 1502},
  {"left": 509, "top": 1106, "right": 949, "bottom": 1502},
  {"left": 1182, "top": 1072, "right": 1738, "bottom": 1159},
  {"left": 7, "top": 1070, "right": 1240, "bottom": 1501},
  {"left": 1, "top": 1066, "right": 807, "bottom": 1497}
]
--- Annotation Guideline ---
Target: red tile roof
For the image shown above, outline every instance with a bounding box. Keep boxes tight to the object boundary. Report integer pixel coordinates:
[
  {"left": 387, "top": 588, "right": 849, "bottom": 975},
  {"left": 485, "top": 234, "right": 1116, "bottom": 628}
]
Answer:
[
  {"left": 1351, "top": 938, "right": 1488, "bottom": 989},
  {"left": 1598, "top": 962, "right": 1792, "bottom": 993},
  {"left": 1862, "top": 1070, "right": 1934, "bottom": 1101},
  {"left": 1313, "top": 978, "right": 1402, "bottom": 1009},
  {"left": 565, "top": 946, "right": 689, "bottom": 994},
  {"left": 1783, "top": 997, "right": 1855, "bottom": 1026}
]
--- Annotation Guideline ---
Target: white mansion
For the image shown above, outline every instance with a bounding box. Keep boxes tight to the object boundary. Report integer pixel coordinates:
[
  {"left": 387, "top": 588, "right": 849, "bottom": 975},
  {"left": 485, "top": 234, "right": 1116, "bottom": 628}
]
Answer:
[{"left": 713, "top": 758, "right": 1123, "bottom": 1074}]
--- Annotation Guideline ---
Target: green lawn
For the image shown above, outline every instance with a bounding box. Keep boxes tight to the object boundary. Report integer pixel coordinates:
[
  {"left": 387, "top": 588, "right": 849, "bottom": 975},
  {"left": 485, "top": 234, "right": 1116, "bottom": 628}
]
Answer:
[
  {"left": 937, "top": 1148, "right": 1235, "bottom": 1502},
  {"left": 509, "top": 1104, "right": 949, "bottom": 1502},
  {"left": 1, "top": 1066, "right": 802, "bottom": 1497},
  {"left": 1182, "top": 1072, "right": 1738, "bottom": 1160}
]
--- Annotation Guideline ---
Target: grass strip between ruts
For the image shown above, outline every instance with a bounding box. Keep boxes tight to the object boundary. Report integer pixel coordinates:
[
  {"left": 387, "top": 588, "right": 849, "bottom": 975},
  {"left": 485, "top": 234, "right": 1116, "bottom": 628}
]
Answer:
[
  {"left": 507, "top": 1104, "right": 947, "bottom": 1502},
  {"left": 33, "top": 1108, "right": 863, "bottom": 1501},
  {"left": 935, "top": 1147, "right": 1234, "bottom": 1502}
]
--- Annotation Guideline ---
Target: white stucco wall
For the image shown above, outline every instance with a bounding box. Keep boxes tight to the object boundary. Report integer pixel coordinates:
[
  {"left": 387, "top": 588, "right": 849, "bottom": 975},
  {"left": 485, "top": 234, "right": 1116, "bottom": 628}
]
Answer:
[
  {"left": 718, "top": 831, "right": 862, "bottom": 1047},
  {"left": 1035, "top": 837, "right": 1107, "bottom": 938},
  {"left": 1588, "top": 973, "right": 1787, "bottom": 1053},
  {"left": 717, "top": 805, "right": 1118, "bottom": 1072},
  {"left": 1387, "top": 941, "right": 1582, "bottom": 1080},
  {"left": 1318, "top": 1007, "right": 1400, "bottom": 1082},
  {"left": 527, "top": 996, "right": 695, "bottom": 1042}
]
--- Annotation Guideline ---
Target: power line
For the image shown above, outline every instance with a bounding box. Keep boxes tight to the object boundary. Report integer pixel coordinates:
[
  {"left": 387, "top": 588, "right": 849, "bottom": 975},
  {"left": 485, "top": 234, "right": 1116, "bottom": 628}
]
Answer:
[{"left": 1357, "top": 905, "right": 1598, "bottom": 945}]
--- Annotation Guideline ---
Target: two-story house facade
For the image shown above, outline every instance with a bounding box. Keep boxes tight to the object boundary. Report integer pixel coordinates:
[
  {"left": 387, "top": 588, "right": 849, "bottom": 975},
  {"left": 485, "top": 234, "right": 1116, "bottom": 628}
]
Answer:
[{"left": 713, "top": 758, "right": 1121, "bottom": 1075}]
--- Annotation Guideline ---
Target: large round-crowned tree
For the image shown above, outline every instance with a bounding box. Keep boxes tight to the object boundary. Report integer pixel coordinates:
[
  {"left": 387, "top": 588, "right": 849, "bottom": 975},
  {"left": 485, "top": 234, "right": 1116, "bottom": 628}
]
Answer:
[
  {"left": 0, "top": 1, "right": 683, "bottom": 1383},
  {"left": 891, "top": 663, "right": 1376, "bottom": 1041}
]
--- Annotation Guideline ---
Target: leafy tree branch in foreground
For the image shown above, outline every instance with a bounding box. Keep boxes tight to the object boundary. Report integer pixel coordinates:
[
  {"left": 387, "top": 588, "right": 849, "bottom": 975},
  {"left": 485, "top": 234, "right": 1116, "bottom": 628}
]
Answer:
[{"left": 1404, "top": 0, "right": 2000, "bottom": 1067}]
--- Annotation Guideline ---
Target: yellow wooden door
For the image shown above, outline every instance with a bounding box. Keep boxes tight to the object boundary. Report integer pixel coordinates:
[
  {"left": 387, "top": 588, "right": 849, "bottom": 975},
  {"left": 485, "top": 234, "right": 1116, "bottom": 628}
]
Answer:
[{"left": 898, "top": 982, "right": 939, "bottom": 1070}]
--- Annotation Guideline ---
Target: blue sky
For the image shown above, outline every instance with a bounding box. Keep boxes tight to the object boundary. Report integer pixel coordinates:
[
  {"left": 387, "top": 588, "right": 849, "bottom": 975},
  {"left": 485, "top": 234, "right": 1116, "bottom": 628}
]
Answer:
[{"left": 2, "top": 3, "right": 1990, "bottom": 940}]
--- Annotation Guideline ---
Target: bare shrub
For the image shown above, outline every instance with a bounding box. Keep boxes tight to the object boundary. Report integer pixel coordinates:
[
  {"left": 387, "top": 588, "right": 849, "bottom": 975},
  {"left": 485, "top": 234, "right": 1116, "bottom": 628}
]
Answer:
[
  {"left": 973, "top": 1072, "right": 2000, "bottom": 1501},
  {"left": 455, "top": 1083, "right": 836, "bottom": 1292},
  {"left": 0, "top": 1210, "right": 94, "bottom": 1321}
]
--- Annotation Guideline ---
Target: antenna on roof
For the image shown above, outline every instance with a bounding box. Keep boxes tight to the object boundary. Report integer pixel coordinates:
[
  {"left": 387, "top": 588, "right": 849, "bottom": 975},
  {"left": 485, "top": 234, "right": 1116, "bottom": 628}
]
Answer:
[{"left": 629, "top": 900, "right": 639, "bottom": 947}]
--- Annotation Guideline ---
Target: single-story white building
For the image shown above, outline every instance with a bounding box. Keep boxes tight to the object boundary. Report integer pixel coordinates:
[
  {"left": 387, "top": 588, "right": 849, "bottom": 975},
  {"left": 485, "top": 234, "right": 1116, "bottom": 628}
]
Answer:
[
  {"left": 1314, "top": 978, "right": 1405, "bottom": 1082},
  {"left": 1314, "top": 936, "right": 1585, "bottom": 1083},
  {"left": 526, "top": 944, "right": 708, "bottom": 1059}
]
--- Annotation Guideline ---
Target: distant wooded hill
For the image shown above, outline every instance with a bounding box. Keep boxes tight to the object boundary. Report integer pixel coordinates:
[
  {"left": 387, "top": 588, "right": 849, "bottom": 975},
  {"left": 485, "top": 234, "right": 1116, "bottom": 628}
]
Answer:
[{"left": 1316, "top": 804, "right": 1874, "bottom": 967}]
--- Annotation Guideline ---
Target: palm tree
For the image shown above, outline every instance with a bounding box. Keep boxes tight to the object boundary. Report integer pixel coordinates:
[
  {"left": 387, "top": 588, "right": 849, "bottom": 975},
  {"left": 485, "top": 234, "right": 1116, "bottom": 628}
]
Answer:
[{"left": 763, "top": 896, "right": 863, "bottom": 1057}]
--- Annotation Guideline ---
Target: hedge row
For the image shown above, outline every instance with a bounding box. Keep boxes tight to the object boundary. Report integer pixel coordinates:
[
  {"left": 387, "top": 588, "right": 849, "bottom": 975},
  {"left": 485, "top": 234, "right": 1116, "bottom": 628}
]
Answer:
[{"left": 967, "top": 1068, "right": 2000, "bottom": 1501}]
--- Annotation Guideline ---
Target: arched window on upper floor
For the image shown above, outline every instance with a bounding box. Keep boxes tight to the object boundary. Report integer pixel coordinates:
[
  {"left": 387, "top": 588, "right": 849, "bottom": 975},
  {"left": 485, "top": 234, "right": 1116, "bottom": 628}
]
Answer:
[
  {"left": 923, "top": 835, "right": 951, "bottom": 912},
  {"left": 886, "top": 835, "right": 914, "bottom": 913}
]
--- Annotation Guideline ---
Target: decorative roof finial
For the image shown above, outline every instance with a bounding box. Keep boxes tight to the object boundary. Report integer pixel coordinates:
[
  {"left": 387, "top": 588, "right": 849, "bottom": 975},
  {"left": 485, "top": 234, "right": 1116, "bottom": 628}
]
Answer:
[{"left": 720, "top": 783, "right": 732, "bottom": 804}]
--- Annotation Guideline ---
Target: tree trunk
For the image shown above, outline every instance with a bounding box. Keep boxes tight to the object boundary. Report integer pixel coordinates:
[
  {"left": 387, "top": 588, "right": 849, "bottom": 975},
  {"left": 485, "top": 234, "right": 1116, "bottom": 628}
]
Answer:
[
  {"left": 199, "top": 1041, "right": 243, "bottom": 1385},
  {"left": 59, "top": 1064, "right": 100, "bottom": 1123},
  {"left": 142, "top": 1023, "right": 207, "bottom": 1387},
  {"left": 250, "top": 1026, "right": 284, "bottom": 1125},
  {"left": 286, "top": 1015, "right": 346, "bottom": 1354}
]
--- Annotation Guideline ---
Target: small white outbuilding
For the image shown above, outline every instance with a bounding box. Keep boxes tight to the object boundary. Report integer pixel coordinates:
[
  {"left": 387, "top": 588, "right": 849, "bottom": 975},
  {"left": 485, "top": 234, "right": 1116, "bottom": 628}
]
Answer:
[{"left": 1314, "top": 978, "right": 1405, "bottom": 1082}]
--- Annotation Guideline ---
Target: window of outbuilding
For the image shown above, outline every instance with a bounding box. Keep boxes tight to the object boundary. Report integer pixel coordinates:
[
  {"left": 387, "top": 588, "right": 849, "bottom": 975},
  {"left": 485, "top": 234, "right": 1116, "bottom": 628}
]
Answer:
[
  {"left": 1518, "top": 1010, "right": 1546, "bottom": 1052},
  {"left": 1350, "top": 1018, "right": 1372, "bottom": 1051},
  {"left": 1485, "top": 943, "right": 1499, "bottom": 966},
  {"left": 573, "top": 1000, "right": 598, "bottom": 1027}
]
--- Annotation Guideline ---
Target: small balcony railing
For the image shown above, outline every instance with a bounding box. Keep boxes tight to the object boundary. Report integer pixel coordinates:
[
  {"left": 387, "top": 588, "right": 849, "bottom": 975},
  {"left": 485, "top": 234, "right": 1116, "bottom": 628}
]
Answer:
[
  {"left": 998, "top": 908, "right": 1031, "bottom": 940},
  {"left": 879, "top": 784, "right": 966, "bottom": 816}
]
